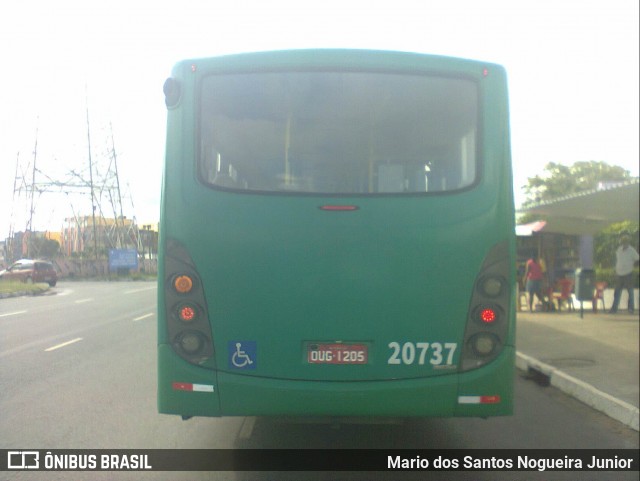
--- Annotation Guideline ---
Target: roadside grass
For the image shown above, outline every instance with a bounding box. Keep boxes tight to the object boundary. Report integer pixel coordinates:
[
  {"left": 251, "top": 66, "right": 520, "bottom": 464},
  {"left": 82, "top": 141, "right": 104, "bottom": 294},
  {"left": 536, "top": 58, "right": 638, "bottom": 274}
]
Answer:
[
  {"left": 64, "top": 273, "right": 157, "bottom": 282},
  {"left": 0, "top": 281, "right": 50, "bottom": 296},
  {"left": 0, "top": 274, "right": 156, "bottom": 297}
]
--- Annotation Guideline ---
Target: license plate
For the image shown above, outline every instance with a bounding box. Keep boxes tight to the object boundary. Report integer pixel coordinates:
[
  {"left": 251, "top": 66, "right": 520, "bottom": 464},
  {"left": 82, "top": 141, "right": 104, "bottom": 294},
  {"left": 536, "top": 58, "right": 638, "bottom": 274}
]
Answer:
[{"left": 307, "top": 343, "right": 368, "bottom": 364}]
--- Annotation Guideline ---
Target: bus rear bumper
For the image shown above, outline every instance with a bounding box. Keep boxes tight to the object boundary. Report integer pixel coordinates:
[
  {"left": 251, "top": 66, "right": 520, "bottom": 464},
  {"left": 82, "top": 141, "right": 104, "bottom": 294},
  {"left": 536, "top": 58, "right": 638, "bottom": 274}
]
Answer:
[{"left": 158, "top": 344, "right": 514, "bottom": 418}]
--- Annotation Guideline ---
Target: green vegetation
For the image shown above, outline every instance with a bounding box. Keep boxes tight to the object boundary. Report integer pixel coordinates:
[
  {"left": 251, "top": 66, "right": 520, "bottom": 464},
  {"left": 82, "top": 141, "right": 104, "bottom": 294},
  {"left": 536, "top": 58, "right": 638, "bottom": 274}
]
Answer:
[
  {"left": 595, "top": 268, "right": 640, "bottom": 288},
  {"left": 594, "top": 221, "right": 640, "bottom": 269},
  {"left": 0, "top": 281, "right": 50, "bottom": 296},
  {"left": 27, "top": 237, "right": 61, "bottom": 259},
  {"left": 521, "top": 160, "right": 632, "bottom": 209},
  {"left": 594, "top": 221, "right": 640, "bottom": 287}
]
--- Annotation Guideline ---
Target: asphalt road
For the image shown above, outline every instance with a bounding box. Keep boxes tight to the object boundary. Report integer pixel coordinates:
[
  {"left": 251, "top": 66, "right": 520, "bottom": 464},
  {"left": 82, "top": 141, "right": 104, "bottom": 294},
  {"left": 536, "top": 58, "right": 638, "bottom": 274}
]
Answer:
[{"left": 0, "top": 282, "right": 637, "bottom": 481}]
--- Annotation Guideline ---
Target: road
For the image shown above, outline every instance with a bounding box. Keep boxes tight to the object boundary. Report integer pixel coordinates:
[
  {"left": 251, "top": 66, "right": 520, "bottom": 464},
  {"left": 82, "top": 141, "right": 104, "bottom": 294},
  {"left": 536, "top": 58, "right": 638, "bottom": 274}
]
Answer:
[{"left": 0, "top": 282, "right": 637, "bottom": 481}]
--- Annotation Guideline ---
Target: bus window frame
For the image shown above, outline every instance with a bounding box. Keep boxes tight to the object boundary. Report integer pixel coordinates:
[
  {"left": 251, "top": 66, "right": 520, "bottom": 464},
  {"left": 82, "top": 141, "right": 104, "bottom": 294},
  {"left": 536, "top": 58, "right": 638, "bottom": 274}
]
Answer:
[{"left": 194, "top": 69, "right": 485, "bottom": 198}]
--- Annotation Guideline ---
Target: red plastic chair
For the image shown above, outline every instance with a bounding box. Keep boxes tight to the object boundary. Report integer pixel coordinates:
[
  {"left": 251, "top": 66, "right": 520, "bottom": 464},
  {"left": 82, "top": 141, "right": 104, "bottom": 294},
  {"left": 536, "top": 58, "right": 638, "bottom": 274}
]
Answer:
[
  {"left": 592, "top": 281, "right": 607, "bottom": 313},
  {"left": 551, "top": 278, "right": 574, "bottom": 312}
]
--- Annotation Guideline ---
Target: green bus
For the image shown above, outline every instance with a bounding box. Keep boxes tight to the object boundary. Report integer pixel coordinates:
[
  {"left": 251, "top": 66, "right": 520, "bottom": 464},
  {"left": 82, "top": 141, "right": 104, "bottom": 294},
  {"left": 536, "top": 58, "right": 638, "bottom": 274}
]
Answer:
[{"left": 158, "top": 50, "right": 515, "bottom": 419}]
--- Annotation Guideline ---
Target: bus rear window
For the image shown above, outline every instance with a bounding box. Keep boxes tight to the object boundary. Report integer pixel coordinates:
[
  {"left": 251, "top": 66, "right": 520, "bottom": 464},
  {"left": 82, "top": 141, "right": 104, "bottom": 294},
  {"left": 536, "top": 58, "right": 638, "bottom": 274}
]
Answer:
[{"left": 199, "top": 72, "right": 478, "bottom": 194}]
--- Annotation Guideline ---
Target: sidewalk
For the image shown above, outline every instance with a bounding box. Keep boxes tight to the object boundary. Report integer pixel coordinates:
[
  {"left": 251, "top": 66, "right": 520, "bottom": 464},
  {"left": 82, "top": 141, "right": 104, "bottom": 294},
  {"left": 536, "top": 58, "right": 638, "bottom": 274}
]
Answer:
[{"left": 515, "top": 296, "right": 639, "bottom": 431}]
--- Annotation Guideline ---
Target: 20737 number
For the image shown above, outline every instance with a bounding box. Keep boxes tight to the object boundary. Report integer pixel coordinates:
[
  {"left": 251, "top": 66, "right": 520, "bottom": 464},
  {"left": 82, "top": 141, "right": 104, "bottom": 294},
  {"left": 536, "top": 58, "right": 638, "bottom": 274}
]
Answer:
[{"left": 387, "top": 341, "right": 457, "bottom": 366}]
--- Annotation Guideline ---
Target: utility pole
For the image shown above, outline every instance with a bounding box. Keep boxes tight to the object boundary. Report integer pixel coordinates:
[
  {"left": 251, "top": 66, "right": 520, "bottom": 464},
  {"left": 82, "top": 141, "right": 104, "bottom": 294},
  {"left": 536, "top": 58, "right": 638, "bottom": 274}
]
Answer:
[
  {"left": 110, "top": 123, "right": 125, "bottom": 248},
  {"left": 86, "top": 87, "right": 99, "bottom": 260},
  {"left": 8, "top": 153, "right": 20, "bottom": 262},
  {"left": 22, "top": 122, "right": 40, "bottom": 258}
]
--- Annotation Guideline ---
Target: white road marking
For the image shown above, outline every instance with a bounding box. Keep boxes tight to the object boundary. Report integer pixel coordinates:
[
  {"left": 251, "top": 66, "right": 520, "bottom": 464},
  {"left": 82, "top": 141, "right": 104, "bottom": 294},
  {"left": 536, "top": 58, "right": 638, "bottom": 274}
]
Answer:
[
  {"left": 74, "top": 298, "right": 94, "bottom": 304},
  {"left": 45, "top": 337, "right": 83, "bottom": 352},
  {"left": 0, "top": 310, "right": 28, "bottom": 318},
  {"left": 133, "top": 313, "right": 154, "bottom": 321},
  {"left": 125, "top": 286, "right": 156, "bottom": 294}
]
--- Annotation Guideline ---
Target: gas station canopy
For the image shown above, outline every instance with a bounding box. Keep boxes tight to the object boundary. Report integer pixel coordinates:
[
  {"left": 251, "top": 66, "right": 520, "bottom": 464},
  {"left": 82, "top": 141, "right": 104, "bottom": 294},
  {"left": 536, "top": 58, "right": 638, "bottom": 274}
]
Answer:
[{"left": 518, "top": 180, "right": 639, "bottom": 235}]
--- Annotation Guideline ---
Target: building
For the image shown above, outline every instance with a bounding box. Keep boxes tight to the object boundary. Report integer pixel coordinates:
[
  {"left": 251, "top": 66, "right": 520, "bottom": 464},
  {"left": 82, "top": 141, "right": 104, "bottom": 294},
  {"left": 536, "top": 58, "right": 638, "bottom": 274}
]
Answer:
[
  {"left": 517, "top": 179, "right": 639, "bottom": 284},
  {"left": 2, "top": 230, "right": 62, "bottom": 264}
]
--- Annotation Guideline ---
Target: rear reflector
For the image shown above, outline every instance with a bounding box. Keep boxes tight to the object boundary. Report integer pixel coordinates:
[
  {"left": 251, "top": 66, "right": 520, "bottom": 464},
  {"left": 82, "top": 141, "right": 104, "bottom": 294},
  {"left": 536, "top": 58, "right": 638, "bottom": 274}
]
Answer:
[
  {"left": 172, "top": 382, "right": 214, "bottom": 392},
  {"left": 458, "top": 395, "right": 501, "bottom": 404}
]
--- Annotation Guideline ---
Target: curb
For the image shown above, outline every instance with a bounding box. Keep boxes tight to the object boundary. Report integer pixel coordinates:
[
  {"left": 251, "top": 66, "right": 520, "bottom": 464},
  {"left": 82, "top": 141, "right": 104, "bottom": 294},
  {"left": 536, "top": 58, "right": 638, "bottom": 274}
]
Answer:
[
  {"left": 0, "top": 291, "right": 32, "bottom": 299},
  {"left": 516, "top": 352, "right": 639, "bottom": 431}
]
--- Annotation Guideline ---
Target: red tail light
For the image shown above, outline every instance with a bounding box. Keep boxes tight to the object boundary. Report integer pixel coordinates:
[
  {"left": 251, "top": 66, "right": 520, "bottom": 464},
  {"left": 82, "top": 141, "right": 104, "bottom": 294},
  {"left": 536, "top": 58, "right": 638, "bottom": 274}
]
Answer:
[
  {"left": 179, "top": 305, "right": 196, "bottom": 322},
  {"left": 461, "top": 241, "right": 511, "bottom": 371},
  {"left": 164, "top": 239, "right": 214, "bottom": 365},
  {"left": 479, "top": 308, "right": 497, "bottom": 323}
]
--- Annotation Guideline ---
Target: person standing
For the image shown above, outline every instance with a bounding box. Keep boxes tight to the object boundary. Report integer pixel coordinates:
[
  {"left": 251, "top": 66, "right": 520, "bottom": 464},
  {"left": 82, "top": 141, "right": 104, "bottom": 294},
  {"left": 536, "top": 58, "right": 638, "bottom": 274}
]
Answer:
[
  {"left": 609, "top": 232, "right": 639, "bottom": 314},
  {"left": 523, "top": 256, "right": 544, "bottom": 312}
]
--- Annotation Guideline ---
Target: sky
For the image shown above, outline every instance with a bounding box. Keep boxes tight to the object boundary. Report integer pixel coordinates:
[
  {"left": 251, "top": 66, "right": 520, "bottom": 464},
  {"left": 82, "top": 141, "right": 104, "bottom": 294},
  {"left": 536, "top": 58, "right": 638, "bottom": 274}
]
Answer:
[{"left": 1, "top": 0, "right": 638, "bottom": 240}]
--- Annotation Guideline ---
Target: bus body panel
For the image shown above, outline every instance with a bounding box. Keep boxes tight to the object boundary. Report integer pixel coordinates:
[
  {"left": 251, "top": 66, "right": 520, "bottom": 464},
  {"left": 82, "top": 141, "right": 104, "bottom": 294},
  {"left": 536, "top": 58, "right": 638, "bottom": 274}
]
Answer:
[
  {"left": 158, "top": 343, "right": 514, "bottom": 417},
  {"left": 173, "top": 193, "right": 504, "bottom": 382},
  {"left": 157, "top": 345, "right": 221, "bottom": 416},
  {"left": 158, "top": 49, "right": 515, "bottom": 418}
]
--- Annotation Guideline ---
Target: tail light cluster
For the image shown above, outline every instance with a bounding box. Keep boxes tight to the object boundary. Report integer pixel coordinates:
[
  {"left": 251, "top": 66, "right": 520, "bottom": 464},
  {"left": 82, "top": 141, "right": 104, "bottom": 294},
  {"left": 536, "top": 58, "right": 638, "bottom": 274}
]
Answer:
[
  {"left": 461, "top": 241, "right": 511, "bottom": 371},
  {"left": 164, "top": 239, "right": 214, "bottom": 365}
]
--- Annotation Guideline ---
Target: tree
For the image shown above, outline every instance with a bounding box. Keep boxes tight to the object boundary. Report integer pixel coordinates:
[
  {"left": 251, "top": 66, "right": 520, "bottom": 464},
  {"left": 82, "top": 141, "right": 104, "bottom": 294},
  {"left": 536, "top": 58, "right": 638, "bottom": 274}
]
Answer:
[
  {"left": 594, "top": 221, "right": 640, "bottom": 270},
  {"left": 28, "top": 237, "right": 60, "bottom": 259},
  {"left": 522, "top": 161, "right": 632, "bottom": 207}
]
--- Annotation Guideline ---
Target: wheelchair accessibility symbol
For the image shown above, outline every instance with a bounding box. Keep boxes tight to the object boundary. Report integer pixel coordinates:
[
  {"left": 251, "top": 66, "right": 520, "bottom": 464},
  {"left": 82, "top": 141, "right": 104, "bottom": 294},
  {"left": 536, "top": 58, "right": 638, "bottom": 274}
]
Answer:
[{"left": 228, "top": 341, "right": 257, "bottom": 370}]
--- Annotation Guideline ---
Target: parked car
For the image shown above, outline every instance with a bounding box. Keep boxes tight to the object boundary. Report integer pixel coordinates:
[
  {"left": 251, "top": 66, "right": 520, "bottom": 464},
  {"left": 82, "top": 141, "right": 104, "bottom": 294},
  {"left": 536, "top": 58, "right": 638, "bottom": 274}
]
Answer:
[{"left": 0, "top": 259, "right": 58, "bottom": 286}]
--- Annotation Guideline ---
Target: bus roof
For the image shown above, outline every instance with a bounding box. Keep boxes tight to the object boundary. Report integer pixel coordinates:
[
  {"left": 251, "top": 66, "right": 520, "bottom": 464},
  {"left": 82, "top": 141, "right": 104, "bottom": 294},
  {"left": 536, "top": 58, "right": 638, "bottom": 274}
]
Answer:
[{"left": 173, "top": 49, "right": 505, "bottom": 75}]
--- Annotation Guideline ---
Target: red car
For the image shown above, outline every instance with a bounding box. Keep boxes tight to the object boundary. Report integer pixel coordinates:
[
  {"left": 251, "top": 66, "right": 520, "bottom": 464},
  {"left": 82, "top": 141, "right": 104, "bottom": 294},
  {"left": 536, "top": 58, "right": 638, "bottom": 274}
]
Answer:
[{"left": 0, "top": 259, "right": 58, "bottom": 286}]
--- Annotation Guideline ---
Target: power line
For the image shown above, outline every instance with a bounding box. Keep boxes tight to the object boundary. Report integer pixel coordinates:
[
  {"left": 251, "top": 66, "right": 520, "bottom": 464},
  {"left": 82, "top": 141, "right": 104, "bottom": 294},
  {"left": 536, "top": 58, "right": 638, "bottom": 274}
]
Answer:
[{"left": 7, "top": 120, "right": 139, "bottom": 261}]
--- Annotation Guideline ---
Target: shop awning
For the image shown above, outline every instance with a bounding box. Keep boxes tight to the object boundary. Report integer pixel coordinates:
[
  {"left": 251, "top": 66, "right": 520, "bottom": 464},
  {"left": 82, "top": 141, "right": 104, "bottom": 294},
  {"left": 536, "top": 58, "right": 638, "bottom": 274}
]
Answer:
[
  {"left": 518, "top": 180, "right": 639, "bottom": 235},
  {"left": 515, "top": 221, "right": 547, "bottom": 236}
]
